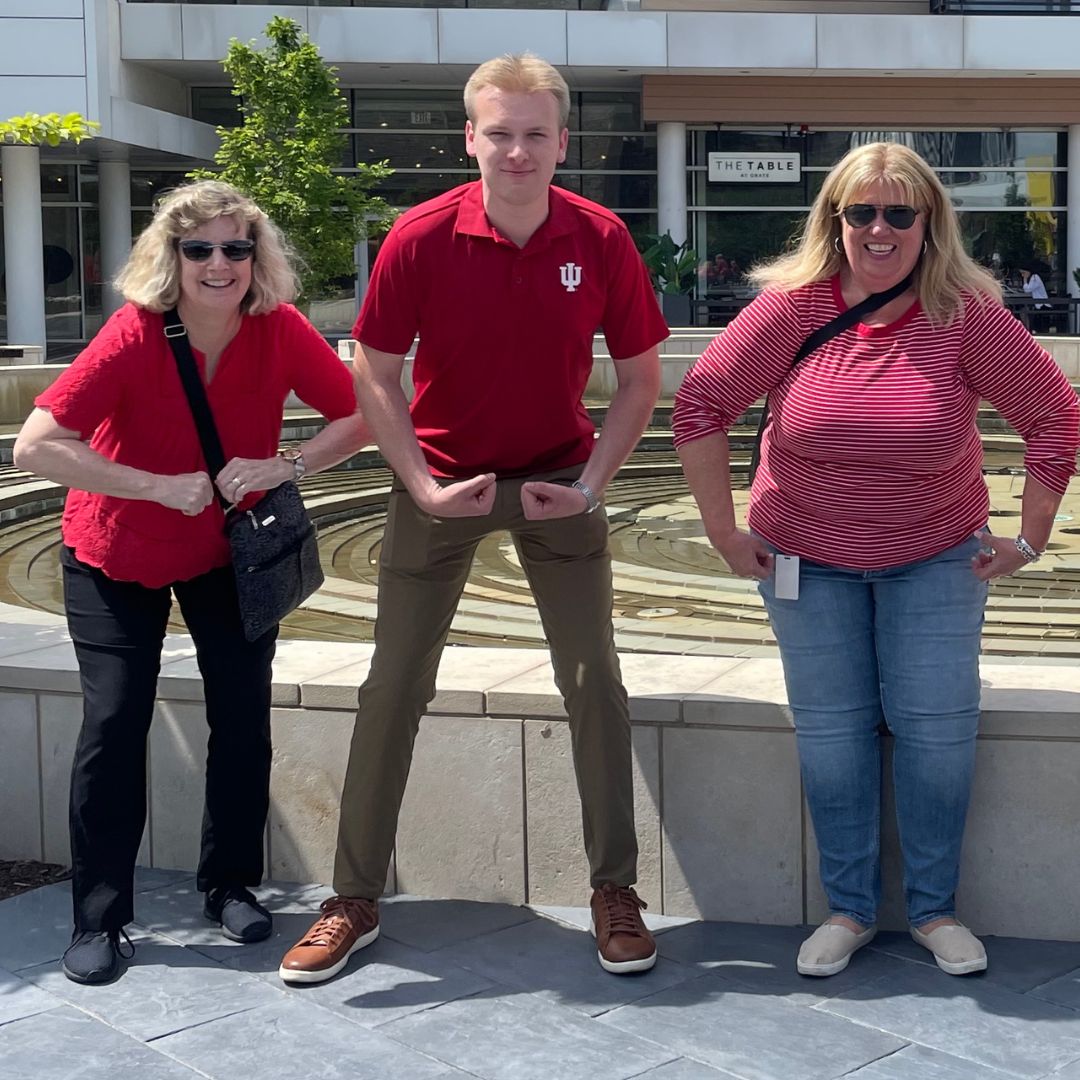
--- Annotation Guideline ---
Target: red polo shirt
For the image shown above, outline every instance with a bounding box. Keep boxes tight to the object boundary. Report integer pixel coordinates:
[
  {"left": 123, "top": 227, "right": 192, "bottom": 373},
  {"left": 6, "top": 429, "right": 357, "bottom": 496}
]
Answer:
[
  {"left": 354, "top": 180, "right": 668, "bottom": 477},
  {"left": 36, "top": 303, "right": 357, "bottom": 587}
]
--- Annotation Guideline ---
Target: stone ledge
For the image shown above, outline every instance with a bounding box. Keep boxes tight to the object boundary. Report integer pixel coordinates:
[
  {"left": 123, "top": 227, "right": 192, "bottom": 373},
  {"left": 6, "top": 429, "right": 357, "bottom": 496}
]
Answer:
[
  {"left": 3, "top": 604, "right": 1080, "bottom": 937},
  {"left": 1, "top": 604, "right": 1079, "bottom": 732}
]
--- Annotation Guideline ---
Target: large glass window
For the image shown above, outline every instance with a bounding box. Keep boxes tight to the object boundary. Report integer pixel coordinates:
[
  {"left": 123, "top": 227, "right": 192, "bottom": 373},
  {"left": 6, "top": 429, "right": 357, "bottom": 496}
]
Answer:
[
  {"left": 689, "top": 128, "right": 1068, "bottom": 319},
  {"left": 191, "top": 86, "right": 242, "bottom": 129},
  {"left": 0, "top": 162, "right": 104, "bottom": 347}
]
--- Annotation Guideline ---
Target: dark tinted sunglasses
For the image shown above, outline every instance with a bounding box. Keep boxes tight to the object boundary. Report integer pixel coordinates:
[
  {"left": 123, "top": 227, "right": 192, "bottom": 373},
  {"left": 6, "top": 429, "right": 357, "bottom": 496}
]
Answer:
[
  {"left": 177, "top": 239, "right": 256, "bottom": 262},
  {"left": 840, "top": 204, "right": 919, "bottom": 230}
]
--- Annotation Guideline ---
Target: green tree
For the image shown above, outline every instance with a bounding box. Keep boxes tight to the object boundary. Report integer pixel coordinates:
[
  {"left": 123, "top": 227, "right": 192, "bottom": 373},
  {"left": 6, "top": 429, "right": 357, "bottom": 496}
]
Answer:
[{"left": 190, "top": 16, "right": 393, "bottom": 304}]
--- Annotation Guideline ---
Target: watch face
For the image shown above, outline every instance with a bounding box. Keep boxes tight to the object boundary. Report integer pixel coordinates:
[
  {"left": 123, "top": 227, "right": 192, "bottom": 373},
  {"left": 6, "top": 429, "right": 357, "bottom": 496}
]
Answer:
[{"left": 281, "top": 448, "right": 302, "bottom": 462}]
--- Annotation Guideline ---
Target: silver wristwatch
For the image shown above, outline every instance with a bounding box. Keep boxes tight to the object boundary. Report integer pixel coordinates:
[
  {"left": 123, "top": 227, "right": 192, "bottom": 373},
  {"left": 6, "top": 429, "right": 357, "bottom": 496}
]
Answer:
[
  {"left": 571, "top": 479, "right": 600, "bottom": 514},
  {"left": 278, "top": 446, "right": 306, "bottom": 480}
]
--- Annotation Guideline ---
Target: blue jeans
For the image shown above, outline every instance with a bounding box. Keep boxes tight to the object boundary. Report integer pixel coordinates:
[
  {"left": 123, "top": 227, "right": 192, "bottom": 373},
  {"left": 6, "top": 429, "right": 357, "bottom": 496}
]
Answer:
[{"left": 758, "top": 534, "right": 987, "bottom": 928}]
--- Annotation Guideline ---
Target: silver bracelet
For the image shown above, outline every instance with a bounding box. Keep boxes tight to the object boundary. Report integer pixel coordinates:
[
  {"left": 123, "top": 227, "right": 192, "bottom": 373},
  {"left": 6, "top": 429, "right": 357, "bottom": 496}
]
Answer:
[{"left": 1014, "top": 535, "right": 1041, "bottom": 564}]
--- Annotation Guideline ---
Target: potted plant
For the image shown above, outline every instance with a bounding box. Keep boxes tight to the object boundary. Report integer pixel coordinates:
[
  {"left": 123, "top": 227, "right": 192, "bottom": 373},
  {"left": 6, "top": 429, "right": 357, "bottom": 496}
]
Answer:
[{"left": 641, "top": 231, "right": 698, "bottom": 326}]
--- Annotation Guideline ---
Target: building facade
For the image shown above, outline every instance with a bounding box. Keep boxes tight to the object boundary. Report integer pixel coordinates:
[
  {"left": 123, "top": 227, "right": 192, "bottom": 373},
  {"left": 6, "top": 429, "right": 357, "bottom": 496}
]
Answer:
[{"left": 2, "top": 0, "right": 1080, "bottom": 356}]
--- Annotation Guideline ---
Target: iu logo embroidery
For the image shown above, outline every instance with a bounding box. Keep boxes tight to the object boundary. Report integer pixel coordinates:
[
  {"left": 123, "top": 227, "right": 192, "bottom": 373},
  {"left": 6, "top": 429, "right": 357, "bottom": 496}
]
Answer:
[{"left": 559, "top": 262, "right": 582, "bottom": 293}]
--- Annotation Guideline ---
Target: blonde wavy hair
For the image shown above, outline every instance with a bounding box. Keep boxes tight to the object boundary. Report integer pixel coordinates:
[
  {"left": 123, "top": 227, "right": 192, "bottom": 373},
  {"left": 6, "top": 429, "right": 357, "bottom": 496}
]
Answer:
[
  {"left": 749, "top": 141, "right": 1001, "bottom": 325},
  {"left": 464, "top": 53, "right": 571, "bottom": 129},
  {"left": 115, "top": 179, "right": 297, "bottom": 315}
]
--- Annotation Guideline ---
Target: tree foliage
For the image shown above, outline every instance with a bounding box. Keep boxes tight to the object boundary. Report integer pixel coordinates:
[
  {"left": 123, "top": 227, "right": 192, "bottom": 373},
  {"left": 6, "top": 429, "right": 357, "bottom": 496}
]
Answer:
[
  {"left": 189, "top": 16, "right": 394, "bottom": 303},
  {"left": 0, "top": 112, "right": 99, "bottom": 147}
]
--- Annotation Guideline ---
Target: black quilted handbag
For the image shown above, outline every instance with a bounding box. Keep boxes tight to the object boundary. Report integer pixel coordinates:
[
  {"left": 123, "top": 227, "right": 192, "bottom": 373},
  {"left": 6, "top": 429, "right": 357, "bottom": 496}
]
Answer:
[{"left": 164, "top": 308, "right": 324, "bottom": 641}]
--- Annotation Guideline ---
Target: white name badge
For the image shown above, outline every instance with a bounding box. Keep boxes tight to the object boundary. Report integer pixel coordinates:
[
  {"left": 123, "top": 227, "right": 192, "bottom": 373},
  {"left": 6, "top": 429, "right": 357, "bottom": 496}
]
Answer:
[{"left": 774, "top": 554, "right": 800, "bottom": 601}]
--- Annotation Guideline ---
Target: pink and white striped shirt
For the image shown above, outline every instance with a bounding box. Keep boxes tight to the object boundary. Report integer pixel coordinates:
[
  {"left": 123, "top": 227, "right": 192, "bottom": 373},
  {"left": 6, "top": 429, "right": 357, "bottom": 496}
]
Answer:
[{"left": 672, "top": 276, "right": 1079, "bottom": 570}]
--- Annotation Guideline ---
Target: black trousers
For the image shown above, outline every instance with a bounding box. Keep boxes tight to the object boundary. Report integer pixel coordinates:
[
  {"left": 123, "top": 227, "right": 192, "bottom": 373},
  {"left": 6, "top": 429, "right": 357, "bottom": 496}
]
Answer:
[{"left": 62, "top": 547, "right": 277, "bottom": 931}]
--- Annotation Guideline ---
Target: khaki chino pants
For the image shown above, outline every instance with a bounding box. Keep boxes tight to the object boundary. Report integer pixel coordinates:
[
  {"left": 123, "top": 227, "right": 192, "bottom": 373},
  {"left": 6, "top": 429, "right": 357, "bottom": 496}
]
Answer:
[{"left": 333, "top": 467, "right": 638, "bottom": 899}]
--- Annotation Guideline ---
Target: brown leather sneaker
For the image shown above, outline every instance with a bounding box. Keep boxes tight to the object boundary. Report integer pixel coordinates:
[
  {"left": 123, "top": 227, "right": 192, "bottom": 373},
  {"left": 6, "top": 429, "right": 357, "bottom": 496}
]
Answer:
[
  {"left": 278, "top": 896, "right": 379, "bottom": 985},
  {"left": 590, "top": 883, "right": 657, "bottom": 974}
]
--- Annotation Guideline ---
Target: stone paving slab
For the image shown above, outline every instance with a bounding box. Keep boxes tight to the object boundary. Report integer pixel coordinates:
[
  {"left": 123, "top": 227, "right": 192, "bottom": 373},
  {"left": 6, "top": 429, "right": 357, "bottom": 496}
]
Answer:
[
  {"left": 0, "top": 966, "right": 61, "bottom": 1027},
  {"left": 598, "top": 972, "right": 908, "bottom": 1080},
  {"left": 20, "top": 931, "right": 284, "bottom": 1041},
  {"left": 0, "top": 1006, "right": 206, "bottom": 1080},
  {"left": 380, "top": 988, "right": 678, "bottom": 1080},
  {"left": 4, "top": 873, "right": 1080, "bottom": 1080},
  {"left": 819, "top": 964, "right": 1080, "bottom": 1077},
  {"left": 153, "top": 996, "right": 462, "bottom": 1080},
  {"left": 845, "top": 1043, "right": 1017, "bottom": 1079},
  {"left": 635, "top": 1060, "right": 744, "bottom": 1079}
]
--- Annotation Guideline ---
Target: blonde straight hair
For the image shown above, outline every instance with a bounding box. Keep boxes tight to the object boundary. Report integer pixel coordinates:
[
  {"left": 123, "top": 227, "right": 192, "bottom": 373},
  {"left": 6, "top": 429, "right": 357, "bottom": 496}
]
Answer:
[
  {"left": 115, "top": 179, "right": 298, "bottom": 315},
  {"left": 749, "top": 141, "right": 1001, "bottom": 325},
  {"left": 464, "top": 53, "right": 571, "bottom": 129}
]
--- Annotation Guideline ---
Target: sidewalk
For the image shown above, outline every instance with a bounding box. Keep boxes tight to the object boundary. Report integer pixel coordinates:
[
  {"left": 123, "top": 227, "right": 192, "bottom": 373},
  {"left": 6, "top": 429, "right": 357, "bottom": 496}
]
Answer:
[{"left": 3, "top": 870, "right": 1080, "bottom": 1079}]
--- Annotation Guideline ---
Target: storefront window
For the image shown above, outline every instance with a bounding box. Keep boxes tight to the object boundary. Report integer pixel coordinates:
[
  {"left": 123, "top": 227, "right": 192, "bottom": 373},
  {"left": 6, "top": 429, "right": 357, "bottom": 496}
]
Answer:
[
  {"left": 959, "top": 210, "right": 1066, "bottom": 293},
  {"left": 43, "top": 206, "right": 82, "bottom": 341},
  {"left": 131, "top": 170, "right": 191, "bottom": 208},
  {"left": 354, "top": 90, "right": 465, "bottom": 132},
  {"left": 580, "top": 134, "right": 656, "bottom": 171},
  {"left": 579, "top": 174, "right": 655, "bottom": 209},
  {"left": 191, "top": 86, "right": 242, "bottom": 129},
  {"left": 41, "top": 165, "right": 77, "bottom": 203},
  {"left": 355, "top": 133, "right": 469, "bottom": 170},
  {"left": 689, "top": 127, "right": 1067, "bottom": 319}
]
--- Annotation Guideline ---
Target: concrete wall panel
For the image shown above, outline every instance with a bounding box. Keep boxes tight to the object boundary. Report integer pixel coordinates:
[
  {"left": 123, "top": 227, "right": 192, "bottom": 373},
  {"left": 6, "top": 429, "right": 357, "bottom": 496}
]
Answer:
[
  {"left": 0, "top": 692, "right": 41, "bottom": 861},
  {"left": 663, "top": 726, "right": 802, "bottom": 922},
  {"left": 309, "top": 8, "right": 438, "bottom": 64},
  {"left": 0, "top": 19, "right": 86, "bottom": 77},
  {"left": 396, "top": 716, "right": 526, "bottom": 904},
  {"left": 667, "top": 13, "right": 816, "bottom": 70},
  {"left": 438, "top": 10, "right": 568, "bottom": 66}
]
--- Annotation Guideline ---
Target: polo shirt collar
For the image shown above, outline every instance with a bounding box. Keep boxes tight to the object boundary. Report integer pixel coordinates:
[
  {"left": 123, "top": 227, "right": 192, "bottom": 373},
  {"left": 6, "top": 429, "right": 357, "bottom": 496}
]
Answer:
[{"left": 454, "top": 180, "right": 577, "bottom": 250}]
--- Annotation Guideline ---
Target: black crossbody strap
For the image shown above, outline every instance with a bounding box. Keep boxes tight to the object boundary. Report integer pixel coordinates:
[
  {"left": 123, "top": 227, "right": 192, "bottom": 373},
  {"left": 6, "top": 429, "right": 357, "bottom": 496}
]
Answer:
[
  {"left": 790, "top": 272, "right": 915, "bottom": 367},
  {"left": 749, "top": 272, "right": 915, "bottom": 479},
  {"left": 162, "top": 307, "right": 231, "bottom": 510}
]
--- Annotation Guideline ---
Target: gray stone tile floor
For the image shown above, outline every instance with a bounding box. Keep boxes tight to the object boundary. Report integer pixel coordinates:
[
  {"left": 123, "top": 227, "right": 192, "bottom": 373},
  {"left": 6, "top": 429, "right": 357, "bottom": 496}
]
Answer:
[{"left": 3, "top": 871, "right": 1080, "bottom": 1080}]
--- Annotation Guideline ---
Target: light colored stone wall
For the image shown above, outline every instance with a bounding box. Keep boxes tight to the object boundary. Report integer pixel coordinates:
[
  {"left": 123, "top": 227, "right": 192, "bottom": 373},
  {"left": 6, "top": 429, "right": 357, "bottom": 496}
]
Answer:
[{"left": 1, "top": 603, "right": 1079, "bottom": 939}]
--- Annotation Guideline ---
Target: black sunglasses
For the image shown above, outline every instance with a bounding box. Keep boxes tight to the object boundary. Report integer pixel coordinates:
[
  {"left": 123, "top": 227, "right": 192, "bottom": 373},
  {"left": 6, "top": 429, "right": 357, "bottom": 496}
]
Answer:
[
  {"left": 840, "top": 204, "right": 920, "bottom": 230},
  {"left": 177, "top": 239, "right": 256, "bottom": 262}
]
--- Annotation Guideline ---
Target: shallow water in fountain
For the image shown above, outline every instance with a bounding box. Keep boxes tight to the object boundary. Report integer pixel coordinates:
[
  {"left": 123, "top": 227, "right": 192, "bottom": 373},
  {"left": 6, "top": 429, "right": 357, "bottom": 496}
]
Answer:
[{"left": 2, "top": 449, "right": 1080, "bottom": 659}]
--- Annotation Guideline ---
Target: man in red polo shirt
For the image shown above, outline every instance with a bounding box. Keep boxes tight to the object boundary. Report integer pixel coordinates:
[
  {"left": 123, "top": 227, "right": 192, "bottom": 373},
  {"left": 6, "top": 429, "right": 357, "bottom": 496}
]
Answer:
[{"left": 280, "top": 53, "right": 668, "bottom": 984}]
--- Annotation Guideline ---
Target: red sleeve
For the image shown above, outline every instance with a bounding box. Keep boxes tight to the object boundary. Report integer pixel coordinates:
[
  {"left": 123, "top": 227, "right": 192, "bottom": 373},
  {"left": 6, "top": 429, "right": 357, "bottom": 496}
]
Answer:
[
  {"left": 960, "top": 299, "right": 1079, "bottom": 494},
  {"left": 34, "top": 305, "right": 140, "bottom": 439},
  {"left": 280, "top": 306, "right": 357, "bottom": 421},
  {"left": 600, "top": 224, "right": 669, "bottom": 360},
  {"left": 672, "top": 287, "right": 808, "bottom": 448},
  {"left": 352, "top": 221, "right": 421, "bottom": 355}
]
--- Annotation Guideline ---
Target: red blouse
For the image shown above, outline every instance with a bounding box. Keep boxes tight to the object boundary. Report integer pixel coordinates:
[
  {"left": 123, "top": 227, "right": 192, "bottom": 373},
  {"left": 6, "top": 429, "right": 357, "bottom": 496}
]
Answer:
[{"left": 36, "top": 303, "right": 357, "bottom": 587}]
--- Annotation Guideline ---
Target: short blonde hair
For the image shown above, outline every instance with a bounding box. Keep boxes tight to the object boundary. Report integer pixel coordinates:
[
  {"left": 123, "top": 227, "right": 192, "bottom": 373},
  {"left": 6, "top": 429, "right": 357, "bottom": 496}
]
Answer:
[
  {"left": 115, "top": 179, "right": 298, "bottom": 315},
  {"left": 749, "top": 141, "right": 1001, "bottom": 325},
  {"left": 464, "top": 53, "right": 571, "bottom": 130}
]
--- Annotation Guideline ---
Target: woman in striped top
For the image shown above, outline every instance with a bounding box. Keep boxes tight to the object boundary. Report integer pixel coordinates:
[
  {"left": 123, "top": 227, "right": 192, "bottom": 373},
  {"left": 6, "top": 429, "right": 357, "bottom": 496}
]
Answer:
[{"left": 673, "top": 142, "right": 1079, "bottom": 979}]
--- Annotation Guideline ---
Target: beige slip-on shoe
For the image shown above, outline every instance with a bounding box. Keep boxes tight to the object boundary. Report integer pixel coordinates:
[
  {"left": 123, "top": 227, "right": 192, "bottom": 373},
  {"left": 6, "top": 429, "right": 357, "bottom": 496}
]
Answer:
[
  {"left": 797, "top": 921, "right": 877, "bottom": 977},
  {"left": 910, "top": 922, "right": 987, "bottom": 975}
]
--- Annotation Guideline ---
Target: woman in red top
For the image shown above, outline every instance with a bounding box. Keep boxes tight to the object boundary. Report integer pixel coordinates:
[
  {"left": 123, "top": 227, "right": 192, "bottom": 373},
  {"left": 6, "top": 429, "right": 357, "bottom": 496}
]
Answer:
[
  {"left": 14, "top": 180, "right": 368, "bottom": 985},
  {"left": 674, "top": 143, "right": 1078, "bottom": 980}
]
